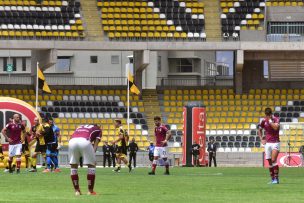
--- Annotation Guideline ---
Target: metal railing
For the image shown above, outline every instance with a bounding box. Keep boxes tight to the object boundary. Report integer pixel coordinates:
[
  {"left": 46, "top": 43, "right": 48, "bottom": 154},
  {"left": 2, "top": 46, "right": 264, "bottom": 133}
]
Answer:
[
  {"left": 0, "top": 74, "right": 127, "bottom": 86},
  {"left": 157, "top": 77, "right": 234, "bottom": 87},
  {"left": 267, "top": 22, "right": 304, "bottom": 42},
  {"left": 45, "top": 76, "right": 126, "bottom": 86},
  {"left": 0, "top": 74, "right": 33, "bottom": 85}
]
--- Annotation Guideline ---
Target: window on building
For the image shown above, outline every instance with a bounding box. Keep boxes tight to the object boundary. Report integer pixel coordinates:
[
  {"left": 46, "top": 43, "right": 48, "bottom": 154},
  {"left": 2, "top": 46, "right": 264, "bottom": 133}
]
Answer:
[
  {"left": 3, "top": 57, "right": 7, "bottom": 71},
  {"left": 158, "top": 56, "right": 161, "bottom": 72},
  {"left": 111, "top": 55, "right": 119, "bottom": 64},
  {"left": 22, "top": 58, "right": 27, "bottom": 71},
  {"left": 56, "top": 56, "right": 71, "bottom": 72},
  {"left": 263, "top": 60, "right": 269, "bottom": 79},
  {"left": 177, "top": 59, "right": 193, "bottom": 72},
  {"left": 90, "top": 56, "right": 98, "bottom": 63},
  {"left": 12, "top": 58, "right": 16, "bottom": 71}
]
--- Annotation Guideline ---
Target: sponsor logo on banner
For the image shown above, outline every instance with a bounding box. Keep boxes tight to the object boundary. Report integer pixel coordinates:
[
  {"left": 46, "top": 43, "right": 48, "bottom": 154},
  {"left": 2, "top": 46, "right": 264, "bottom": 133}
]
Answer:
[
  {"left": 192, "top": 107, "right": 206, "bottom": 165},
  {"left": 182, "top": 107, "right": 187, "bottom": 165},
  {"left": 264, "top": 152, "right": 302, "bottom": 167}
]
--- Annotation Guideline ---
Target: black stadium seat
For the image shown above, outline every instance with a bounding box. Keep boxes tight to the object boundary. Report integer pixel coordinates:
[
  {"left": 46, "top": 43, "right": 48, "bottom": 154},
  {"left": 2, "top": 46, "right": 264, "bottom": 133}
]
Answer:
[
  {"left": 222, "top": 136, "right": 228, "bottom": 142},
  {"left": 73, "top": 101, "right": 79, "bottom": 106},
  {"left": 133, "top": 119, "right": 139, "bottom": 124},
  {"left": 61, "top": 107, "right": 67, "bottom": 112},
  {"left": 60, "top": 101, "right": 66, "bottom": 106},
  {"left": 221, "top": 142, "right": 227, "bottom": 148}
]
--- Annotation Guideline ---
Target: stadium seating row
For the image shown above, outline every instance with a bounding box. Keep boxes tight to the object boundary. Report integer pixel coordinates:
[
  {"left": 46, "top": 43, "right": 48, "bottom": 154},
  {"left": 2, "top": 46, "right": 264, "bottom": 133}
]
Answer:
[
  {"left": 0, "top": 0, "right": 84, "bottom": 39},
  {"left": 97, "top": 0, "right": 206, "bottom": 40}
]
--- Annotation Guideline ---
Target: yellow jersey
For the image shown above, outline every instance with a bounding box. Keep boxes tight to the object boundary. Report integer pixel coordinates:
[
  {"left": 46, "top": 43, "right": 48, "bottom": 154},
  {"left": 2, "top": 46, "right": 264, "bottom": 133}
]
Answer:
[
  {"left": 31, "top": 124, "right": 45, "bottom": 145},
  {"left": 116, "top": 126, "right": 128, "bottom": 148}
]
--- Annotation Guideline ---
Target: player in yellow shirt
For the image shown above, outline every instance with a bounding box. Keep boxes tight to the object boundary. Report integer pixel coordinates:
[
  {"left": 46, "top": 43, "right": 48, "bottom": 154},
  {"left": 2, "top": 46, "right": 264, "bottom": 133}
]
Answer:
[
  {"left": 112, "top": 119, "right": 132, "bottom": 173},
  {"left": 0, "top": 143, "right": 9, "bottom": 172},
  {"left": 29, "top": 117, "right": 46, "bottom": 172}
]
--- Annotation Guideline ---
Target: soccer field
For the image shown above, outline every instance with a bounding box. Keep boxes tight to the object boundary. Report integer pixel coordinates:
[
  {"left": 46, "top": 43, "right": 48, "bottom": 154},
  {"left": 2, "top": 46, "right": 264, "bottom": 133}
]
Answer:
[{"left": 0, "top": 167, "right": 303, "bottom": 203}]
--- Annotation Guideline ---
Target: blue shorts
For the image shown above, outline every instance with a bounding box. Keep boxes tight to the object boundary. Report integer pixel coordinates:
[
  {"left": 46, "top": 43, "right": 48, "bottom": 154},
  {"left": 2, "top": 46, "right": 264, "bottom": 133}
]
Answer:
[{"left": 46, "top": 143, "right": 58, "bottom": 156}]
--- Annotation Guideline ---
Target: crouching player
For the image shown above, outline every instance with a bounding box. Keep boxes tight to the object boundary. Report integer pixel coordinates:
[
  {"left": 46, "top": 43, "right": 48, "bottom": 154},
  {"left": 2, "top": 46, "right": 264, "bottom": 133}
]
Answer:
[
  {"left": 69, "top": 124, "right": 101, "bottom": 196},
  {"left": 258, "top": 107, "right": 280, "bottom": 184}
]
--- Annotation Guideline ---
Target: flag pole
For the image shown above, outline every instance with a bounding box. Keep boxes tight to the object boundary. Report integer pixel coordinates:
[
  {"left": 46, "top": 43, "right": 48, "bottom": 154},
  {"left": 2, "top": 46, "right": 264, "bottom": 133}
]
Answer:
[
  {"left": 35, "top": 61, "right": 39, "bottom": 111},
  {"left": 127, "top": 65, "right": 130, "bottom": 135}
]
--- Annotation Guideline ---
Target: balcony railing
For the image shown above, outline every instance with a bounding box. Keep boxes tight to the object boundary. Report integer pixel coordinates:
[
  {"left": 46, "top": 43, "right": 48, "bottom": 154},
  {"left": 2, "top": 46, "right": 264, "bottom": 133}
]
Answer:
[
  {"left": 0, "top": 74, "right": 127, "bottom": 86},
  {"left": 157, "top": 76, "right": 233, "bottom": 87}
]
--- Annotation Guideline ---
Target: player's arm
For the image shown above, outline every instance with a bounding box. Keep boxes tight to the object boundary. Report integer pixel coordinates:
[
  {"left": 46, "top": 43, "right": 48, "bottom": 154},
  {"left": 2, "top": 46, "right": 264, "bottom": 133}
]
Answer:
[
  {"left": 257, "top": 124, "right": 266, "bottom": 145},
  {"left": 57, "top": 129, "right": 62, "bottom": 143},
  {"left": 113, "top": 133, "right": 123, "bottom": 144},
  {"left": 1, "top": 127, "right": 11, "bottom": 143},
  {"left": 93, "top": 138, "right": 100, "bottom": 152},
  {"left": 161, "top": 130, "right": 172, "bottom": 145},
  {"left": 269, "top": 118, "right": 279, "bottom": 131}
]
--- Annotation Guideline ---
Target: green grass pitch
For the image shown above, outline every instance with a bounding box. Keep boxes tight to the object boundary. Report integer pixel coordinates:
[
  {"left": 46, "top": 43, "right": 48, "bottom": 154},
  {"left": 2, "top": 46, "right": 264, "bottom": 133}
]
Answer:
[{"left": 0, "top": 167, "right": 303, "bottom": 203}]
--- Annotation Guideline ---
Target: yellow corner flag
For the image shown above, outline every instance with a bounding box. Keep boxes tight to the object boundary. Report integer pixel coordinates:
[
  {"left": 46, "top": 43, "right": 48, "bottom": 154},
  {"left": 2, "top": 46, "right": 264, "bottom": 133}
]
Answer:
[
  {"left": 128, "top": 71, "right": 140, "bottom": 95},
  {"left": 38, "top": 68, "right": 51, "bottom": 94}
]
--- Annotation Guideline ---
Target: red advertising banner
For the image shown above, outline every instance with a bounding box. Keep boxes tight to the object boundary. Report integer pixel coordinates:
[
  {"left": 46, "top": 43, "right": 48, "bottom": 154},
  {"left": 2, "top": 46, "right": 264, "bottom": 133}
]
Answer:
[
  {"left": 182, "top": 107, "right": 187, "bottom": 166},
  {"left": 264, "top": 152, "right": 303, "bottom": 167},
  {"left": 192, "top": 107, "right": 206, "bottom": 166}
]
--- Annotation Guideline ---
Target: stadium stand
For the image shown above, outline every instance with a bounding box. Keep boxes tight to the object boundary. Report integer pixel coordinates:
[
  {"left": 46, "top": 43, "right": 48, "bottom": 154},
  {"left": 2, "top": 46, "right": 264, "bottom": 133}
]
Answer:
[
  {"left": 97, "top": 0, "right": 206, "bottom": 40},
  {"left": 0, "top": 0, "right": 85, "bottom": 39},
  {"left": 161, "top": 88, "right": 304, "bottom": 153},
  {"left": 220, "top": 0, "right": 265, "bottom": 40},
  {"left": 0, "top": 89, "right": 150, "bottom": 149}
]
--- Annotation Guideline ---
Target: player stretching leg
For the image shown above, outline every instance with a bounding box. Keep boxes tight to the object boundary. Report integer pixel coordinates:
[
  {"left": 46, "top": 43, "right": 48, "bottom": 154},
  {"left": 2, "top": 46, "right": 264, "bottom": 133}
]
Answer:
[
  {"left": 1, "top": 114, "right": 25, "bottom": 174},
  {"left": 69, "top": 124, "right": 101, "bottom": 196},
  {"left": 112, "top": 119, "right": 131, "bottom": 173},
  {"left": 149, "top": 116, "right": 172, "bottom": 175},
  {"left": 258, "top": 108, "right": 280, "bottom": 184}
]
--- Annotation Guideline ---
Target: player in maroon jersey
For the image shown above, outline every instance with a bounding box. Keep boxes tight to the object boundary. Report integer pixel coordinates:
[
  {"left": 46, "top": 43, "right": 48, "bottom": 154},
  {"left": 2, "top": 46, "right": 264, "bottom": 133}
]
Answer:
[
  {"left": 69, "top": 124, "right": 101, "bottom": 196},
  {"left": 1, "top": 114, "right": 25, "bottom": 174},
  {"left": 148, "top": 116, "right": 172, "bottom": 175},
  {"left": 258, "top": 108, "right": 280, "bottom": 184}
]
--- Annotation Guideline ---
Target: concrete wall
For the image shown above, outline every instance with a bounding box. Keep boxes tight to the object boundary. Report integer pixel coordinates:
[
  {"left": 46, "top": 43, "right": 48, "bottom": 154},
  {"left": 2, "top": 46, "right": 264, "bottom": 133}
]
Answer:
[
  {"left": 142, "top": 51, "right": 158, "bottom": 89},
  {"left": 268, "top": 7, "right": 304, "bottom": 22},
  {"left": 0, "top": 50, "right": 31, "bottom": 74},
  {"left": 45, "top": 50, "right": 132, "bottom": 77},
  {"left": 240, "top": 30, "right": 266, "bottom": 42}
]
